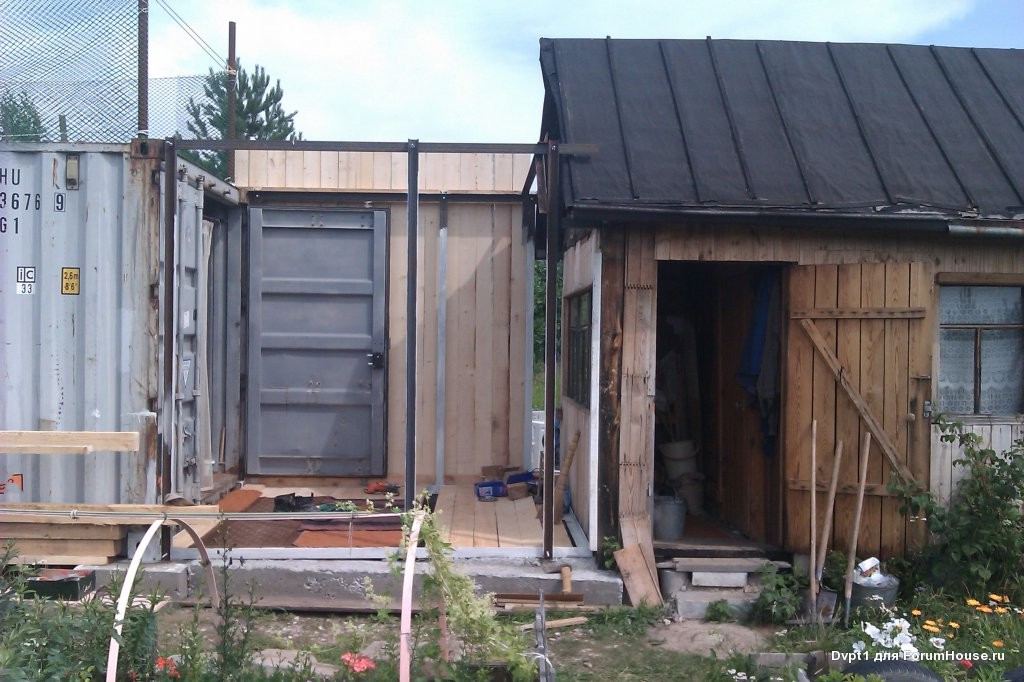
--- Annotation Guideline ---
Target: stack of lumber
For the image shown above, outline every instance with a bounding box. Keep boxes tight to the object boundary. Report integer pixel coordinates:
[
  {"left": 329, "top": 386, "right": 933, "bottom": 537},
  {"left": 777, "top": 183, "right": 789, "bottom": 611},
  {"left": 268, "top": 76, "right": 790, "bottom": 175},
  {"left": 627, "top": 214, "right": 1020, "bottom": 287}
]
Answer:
[{"left": 3, "top": 522, "right": 126, "bottom": 566}]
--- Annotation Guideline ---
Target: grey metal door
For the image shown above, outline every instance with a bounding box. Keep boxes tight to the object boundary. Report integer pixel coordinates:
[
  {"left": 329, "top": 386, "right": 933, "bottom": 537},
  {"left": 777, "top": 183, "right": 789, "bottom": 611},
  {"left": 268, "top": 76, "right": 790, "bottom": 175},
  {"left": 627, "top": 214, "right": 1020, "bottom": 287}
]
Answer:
[{"left": 247, "top": 208, "right": 387, "bottom": 476}]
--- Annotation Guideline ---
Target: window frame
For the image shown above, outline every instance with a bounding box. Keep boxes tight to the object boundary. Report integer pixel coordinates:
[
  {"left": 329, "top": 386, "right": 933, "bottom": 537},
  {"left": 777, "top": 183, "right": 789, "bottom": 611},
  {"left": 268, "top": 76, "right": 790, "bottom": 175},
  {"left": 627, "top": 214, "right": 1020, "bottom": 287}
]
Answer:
[
  {"left": 564, "top": 288, "right": 592, "bottom": 408},
  {"left": 936, "top": 282, "right": 1024, "bottom": 416}
]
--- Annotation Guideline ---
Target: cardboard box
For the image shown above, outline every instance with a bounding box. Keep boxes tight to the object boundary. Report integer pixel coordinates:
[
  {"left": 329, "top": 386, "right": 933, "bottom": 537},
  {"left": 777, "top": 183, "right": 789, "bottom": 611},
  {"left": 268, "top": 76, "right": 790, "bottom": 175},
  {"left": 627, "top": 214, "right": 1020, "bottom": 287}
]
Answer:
[{"left": 507, "top": 482, "right": 530, "bottom": 500}]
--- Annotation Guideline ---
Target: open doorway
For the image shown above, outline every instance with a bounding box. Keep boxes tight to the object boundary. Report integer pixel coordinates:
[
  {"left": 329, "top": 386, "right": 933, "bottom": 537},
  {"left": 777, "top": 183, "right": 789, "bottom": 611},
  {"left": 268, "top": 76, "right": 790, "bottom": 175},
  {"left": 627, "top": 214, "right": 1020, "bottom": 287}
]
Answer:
[{"left": 655, "top": 262, "right": 784, "bottom": 547}]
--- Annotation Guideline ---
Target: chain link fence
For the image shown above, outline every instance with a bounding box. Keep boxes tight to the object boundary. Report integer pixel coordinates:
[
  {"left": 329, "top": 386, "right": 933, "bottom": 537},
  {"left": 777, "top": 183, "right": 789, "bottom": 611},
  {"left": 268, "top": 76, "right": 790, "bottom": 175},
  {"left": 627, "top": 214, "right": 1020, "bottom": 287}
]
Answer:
[{"left": 1, "top": 0, "right": 214, "bottom": 142}]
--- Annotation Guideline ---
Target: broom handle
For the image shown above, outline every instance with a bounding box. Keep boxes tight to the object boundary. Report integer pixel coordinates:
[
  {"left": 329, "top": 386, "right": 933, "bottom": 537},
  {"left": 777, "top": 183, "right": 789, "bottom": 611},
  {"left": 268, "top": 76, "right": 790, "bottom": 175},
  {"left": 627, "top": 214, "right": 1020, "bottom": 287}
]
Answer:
[
  {"left": 844, "top": 434, "right": 872, "bottom": 609},
  {"left": 809, "top": 420, "right": 817, "bottom": 608},
  {"left": 816, "top": 440, "right": 844, "bottom": 581}
]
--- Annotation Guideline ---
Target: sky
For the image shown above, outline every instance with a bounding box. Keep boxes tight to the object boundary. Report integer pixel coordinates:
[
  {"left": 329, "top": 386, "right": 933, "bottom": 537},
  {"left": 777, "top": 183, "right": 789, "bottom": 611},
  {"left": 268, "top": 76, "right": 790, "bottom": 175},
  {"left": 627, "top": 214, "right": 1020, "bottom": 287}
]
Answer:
[{"left": 147, "top": 0, "right": 1024, "bottom": 143}]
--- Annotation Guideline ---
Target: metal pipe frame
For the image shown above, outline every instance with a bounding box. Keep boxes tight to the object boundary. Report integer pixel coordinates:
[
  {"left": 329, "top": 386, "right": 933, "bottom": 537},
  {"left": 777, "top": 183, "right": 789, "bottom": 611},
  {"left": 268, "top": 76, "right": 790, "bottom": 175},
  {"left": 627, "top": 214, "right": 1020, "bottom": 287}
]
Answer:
[
  {"left": 543, "top": 140, "right": 561, "bottom": 559},
  {"left": 160, "top": 138, "right": 177, "bottom": 557},
  {"left": 174, "top": 139, "right": 596, "bottom": 155}
]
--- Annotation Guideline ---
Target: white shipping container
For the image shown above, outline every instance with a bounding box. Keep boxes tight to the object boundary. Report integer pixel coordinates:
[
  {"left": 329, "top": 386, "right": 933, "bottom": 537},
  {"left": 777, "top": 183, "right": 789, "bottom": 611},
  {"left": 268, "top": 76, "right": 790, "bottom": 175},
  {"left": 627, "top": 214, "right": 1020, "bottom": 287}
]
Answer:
[{"left": 0, "top": 141, "right": 241, "bottom": 505}]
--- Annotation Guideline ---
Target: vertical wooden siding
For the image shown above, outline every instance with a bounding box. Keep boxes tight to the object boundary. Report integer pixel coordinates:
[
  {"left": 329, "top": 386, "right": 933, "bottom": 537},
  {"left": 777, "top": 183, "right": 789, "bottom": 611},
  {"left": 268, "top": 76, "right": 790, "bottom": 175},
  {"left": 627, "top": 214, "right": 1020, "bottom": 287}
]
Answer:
[{"left": 388, "top": 201, "right": 528, "bottom": 483}]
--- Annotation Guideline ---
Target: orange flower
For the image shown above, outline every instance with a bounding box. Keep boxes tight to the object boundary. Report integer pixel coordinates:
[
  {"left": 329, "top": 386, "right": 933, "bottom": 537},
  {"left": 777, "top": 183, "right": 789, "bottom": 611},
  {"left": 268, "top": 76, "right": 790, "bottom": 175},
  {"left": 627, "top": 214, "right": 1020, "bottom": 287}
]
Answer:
[
  {"left": 996, "top": 607, "right": 1009, "bottom": 614},
  {"left": 949, "top": 622, "right": 960, "bottom": 629},
  {"left": 911, "top": 609, "right": 922, "bottom": 616},
  {"left": 977, "top": 605, "right": 994, "bottom": 613},
  {"left": 989, "top": 594, "right": 1004, "bottom": 602},
  {"left": 155, "top": 656, "right": 179, "bottom": 678},
  {"left": 922, "top": 624, "right": 941, "bottom": 633},
  {"left": 993, "top": 640, "right": 1005, "bottom": 647},
  {"left": 967, "top": 598, "right": 981, "bottom": 606}
]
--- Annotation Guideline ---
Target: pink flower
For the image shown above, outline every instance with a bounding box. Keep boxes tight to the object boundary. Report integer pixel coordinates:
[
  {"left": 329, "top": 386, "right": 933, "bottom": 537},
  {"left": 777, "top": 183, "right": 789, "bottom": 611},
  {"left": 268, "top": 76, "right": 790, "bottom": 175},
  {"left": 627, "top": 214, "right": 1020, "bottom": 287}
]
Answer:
[{"left": 341, "top": 651, "right": 376, "bottom": 673}]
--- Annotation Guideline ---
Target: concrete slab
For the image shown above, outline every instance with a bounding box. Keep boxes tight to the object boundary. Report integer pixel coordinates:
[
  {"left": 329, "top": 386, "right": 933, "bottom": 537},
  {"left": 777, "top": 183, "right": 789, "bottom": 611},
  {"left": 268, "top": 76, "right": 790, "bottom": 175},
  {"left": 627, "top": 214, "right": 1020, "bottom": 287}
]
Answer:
[
  {"left": 92, "top": 556, "right": 622, "bottom": 611},
  {"left": 87, "top": 560, "right": 190, "bottom": 600},
  {"left": 691, "top": 571, "right": 748, "bottom": 588},
  {"left": 671, "top": 589, "right": 756, "bottom": 620}
]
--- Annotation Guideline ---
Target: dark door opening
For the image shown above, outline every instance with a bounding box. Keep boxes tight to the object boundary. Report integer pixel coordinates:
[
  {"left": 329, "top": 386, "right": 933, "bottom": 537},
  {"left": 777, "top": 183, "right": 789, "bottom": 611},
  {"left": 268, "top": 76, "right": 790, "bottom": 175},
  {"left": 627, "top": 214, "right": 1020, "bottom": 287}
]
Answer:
[{"left": 655, "top": 262, "right": 783, "bottom": 546}]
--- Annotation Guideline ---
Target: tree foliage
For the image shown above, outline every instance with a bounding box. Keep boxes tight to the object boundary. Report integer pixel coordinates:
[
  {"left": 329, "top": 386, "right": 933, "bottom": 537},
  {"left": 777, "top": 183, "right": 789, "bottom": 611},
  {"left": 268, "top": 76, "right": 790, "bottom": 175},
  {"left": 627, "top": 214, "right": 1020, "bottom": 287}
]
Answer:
[
  {"left": 0, "top": 90, "right": 47, "bottom": 142},
  {"left": 184, "top": 59, "right": 301, "bottom": 178}
]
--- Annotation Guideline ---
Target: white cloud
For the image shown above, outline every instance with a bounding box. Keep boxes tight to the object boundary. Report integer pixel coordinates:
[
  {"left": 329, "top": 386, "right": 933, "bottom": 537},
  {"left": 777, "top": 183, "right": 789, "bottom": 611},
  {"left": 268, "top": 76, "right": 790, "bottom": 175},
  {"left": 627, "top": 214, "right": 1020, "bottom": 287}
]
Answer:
[{"left": 146, "top": 0, "right": 1000, "bottom": 142}]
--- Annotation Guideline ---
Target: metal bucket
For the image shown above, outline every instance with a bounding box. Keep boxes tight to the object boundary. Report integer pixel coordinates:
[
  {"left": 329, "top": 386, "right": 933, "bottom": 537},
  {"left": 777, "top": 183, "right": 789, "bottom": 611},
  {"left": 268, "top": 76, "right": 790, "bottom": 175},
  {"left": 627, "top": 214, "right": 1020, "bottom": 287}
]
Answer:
[
  {"left": 653, "top": 496, "right": 687, "bottom": 541},
  {"left": 850, "top": 576, "right": 900, "bottom": 610}
]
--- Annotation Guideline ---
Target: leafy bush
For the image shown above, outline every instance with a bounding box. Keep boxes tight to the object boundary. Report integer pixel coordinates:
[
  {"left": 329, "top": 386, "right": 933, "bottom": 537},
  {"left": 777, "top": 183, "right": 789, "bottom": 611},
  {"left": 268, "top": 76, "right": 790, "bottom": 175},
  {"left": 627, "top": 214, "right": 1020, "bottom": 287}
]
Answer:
[
  {"left": 704, "top": 599, "right": 734, "bottom": 623},
  {"left": 891, "top": 419, "right": 1024, "bottom": 595},
  {"left": 751, "top": 563, "right": 801, "bottom": 624}
]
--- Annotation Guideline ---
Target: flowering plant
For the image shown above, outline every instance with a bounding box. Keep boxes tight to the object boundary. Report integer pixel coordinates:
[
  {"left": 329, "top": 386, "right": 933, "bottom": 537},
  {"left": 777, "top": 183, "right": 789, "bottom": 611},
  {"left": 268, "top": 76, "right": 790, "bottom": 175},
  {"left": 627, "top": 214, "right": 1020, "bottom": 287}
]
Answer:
[{"left": 341, "top": 651, "right": 376, "bottom": 674}]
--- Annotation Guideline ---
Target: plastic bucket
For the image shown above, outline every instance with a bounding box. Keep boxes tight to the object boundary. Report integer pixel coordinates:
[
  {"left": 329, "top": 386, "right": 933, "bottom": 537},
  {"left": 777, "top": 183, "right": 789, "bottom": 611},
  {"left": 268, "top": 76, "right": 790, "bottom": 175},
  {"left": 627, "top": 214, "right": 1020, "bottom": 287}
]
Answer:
[
  {"left": 850, "top": 576, "right": 900, "bottom": 610},
  {"left": 652, "top": 496, "right": 687, "bottom": 541},
  {"left": 678, "top": 480, "right": 704, "bottom": 516},
  {"left": 660, "top": 441, "right": 697, "bottom": 479}
]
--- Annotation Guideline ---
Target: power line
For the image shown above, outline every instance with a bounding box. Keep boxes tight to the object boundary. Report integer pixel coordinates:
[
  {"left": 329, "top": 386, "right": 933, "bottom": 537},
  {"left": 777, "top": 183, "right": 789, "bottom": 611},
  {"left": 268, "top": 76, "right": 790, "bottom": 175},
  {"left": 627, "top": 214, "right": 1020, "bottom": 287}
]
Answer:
[{"left": 152, "top": 0, "right": 226, "bottom": 68}]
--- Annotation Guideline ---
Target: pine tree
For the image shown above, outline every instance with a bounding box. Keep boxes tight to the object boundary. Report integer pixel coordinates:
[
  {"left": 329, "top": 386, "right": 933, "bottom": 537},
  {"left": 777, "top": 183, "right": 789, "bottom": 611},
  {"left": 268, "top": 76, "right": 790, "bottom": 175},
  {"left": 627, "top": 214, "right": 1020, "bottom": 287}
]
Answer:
[
  {"left": 0, "top": 90, "right": 47, "bottom": 141},
  {"left": 184, "top": 59, "right": 301, "bottom": 178}
]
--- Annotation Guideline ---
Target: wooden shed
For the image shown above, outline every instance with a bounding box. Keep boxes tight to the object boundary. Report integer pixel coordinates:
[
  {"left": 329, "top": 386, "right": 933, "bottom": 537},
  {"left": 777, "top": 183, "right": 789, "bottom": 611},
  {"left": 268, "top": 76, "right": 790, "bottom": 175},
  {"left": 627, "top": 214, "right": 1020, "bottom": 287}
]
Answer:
[{"left": 537, "top": 38, "right": 1024, "bottom": 572}]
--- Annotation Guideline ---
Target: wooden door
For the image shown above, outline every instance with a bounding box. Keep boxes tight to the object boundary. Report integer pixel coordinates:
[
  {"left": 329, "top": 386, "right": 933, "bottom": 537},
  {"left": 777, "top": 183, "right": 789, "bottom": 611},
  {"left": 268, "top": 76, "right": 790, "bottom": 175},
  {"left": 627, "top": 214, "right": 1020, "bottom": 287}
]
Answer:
[{"left": 784, "top": 262, "right": 933, "bottom": 558}]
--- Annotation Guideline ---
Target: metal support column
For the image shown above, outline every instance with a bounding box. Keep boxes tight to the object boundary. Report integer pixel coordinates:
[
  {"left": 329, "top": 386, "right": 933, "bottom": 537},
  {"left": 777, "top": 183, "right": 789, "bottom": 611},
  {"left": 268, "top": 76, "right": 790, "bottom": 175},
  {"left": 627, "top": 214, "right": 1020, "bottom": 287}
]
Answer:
[
  {"left": 543, "top": 140, "right": 560, "bottom": 559},
  {"left": 404, "top": 140, "right": 419, "bottom": 510}
]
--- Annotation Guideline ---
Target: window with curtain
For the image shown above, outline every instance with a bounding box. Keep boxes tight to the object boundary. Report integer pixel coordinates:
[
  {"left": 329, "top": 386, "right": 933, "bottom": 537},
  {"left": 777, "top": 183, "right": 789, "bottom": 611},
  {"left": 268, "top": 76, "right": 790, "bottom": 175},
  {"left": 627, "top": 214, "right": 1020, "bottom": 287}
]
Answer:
[
  {"left": 565, "top": 289, "right": 592, "bottom": 407},
  {"left": 937, "top": 285, "right": 1024, "bottom": 415}
]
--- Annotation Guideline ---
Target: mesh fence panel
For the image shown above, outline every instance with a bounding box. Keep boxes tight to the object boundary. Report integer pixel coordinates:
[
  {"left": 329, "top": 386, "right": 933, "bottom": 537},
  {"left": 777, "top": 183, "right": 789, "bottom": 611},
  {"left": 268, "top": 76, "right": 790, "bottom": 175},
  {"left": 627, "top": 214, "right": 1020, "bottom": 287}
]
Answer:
[{"left": 1, "top": 0, "right": 214, "bottom": 142}]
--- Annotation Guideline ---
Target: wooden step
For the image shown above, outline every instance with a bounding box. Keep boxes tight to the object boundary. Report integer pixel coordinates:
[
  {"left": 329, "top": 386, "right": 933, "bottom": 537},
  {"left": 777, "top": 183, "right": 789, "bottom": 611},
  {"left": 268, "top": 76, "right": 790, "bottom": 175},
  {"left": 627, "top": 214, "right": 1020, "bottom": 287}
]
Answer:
[{"left": 667, "top": 557, "right": 791, "bottom": 573}]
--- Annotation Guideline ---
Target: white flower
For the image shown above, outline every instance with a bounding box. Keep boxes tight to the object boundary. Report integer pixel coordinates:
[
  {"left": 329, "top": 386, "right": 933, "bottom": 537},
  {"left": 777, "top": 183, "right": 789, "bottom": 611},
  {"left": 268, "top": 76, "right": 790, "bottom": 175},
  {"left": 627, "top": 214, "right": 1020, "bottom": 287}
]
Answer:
[
  {"left": 852, "top": 641, "right": 866, "bottom": 653},
  {"left": 929, "top": 637, "right": 945, "bottom": 651},
  {"left": 863, "top": 623, "right": 882, "bottom": 641}
]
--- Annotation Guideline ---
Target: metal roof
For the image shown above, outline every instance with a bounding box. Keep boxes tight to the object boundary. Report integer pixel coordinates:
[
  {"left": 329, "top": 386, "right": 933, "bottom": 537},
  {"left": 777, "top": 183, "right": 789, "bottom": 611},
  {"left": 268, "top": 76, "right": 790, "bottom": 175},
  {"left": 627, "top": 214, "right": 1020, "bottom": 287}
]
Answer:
[{"left": 539, "top": 38, "right": 1024, "bottom": 223}]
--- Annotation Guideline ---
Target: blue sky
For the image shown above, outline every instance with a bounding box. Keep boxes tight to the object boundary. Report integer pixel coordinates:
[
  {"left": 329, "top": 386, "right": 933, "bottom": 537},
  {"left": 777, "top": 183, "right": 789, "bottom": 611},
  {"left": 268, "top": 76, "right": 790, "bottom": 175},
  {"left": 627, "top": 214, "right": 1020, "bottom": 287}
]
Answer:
[{"left": 148, "top": 0, "right": 1024, "bottom": 142}]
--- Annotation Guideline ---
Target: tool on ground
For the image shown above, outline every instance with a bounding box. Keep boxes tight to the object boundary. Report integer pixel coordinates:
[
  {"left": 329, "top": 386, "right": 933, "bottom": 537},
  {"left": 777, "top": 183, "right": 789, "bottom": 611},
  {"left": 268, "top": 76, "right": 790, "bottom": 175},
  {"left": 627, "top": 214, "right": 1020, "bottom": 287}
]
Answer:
[
  {"left": 540, "top": 559, "right": 573, "bottom": 593},
  {"left": 809, "top": 420, "right": 818, "bottom": 619},
  {"left": 815, "top": 440, "right": 844, "bottom": 584},
  {"left": 843, "top": 433, "right": 872, "bottom": 627}
]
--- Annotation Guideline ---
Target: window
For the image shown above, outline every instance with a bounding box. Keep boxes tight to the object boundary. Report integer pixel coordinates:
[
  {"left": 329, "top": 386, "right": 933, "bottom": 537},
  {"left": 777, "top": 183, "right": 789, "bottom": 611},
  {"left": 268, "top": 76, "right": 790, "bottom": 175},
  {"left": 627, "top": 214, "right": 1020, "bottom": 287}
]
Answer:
[
  {"left": 937, "top": 285, "right": 1024, "bottom": 415},
  {"left": 565, "top": 290, "right": 592, "bottom": 406}
]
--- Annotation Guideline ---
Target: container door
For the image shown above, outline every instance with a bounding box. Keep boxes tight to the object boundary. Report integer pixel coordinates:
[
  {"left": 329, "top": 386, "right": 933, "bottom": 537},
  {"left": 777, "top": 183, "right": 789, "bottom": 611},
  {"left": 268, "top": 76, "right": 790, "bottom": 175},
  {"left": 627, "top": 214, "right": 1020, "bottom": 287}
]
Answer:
[
  {"left": 247, "top": 208, "right": 387, "bottom": 476},
  {"left": 163, "top": 172, "right": 205, "bottom": 502}
]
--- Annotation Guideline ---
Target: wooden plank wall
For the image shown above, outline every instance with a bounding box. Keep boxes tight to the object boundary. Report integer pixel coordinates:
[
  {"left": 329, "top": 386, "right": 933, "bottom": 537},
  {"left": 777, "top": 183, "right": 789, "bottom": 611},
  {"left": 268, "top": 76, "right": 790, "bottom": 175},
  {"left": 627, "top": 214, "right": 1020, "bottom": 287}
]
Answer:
[
  {"left": 930, "top": 421, "right": 1024, "bottom": 506},
  {"left": 235, "top": 151, "right": 531, "bottom": 193},
  {"left": 561, "top": 233, "right": 598, "bottom": 537},
  {"left": 634, "top": 223, "right": 1024, "bottom": 557},
  {"left": 232, "top": 151, "right": 533, "bottom": 485},
  {"left": 387, "top": 201, "right": 528, "bottom": 484}
]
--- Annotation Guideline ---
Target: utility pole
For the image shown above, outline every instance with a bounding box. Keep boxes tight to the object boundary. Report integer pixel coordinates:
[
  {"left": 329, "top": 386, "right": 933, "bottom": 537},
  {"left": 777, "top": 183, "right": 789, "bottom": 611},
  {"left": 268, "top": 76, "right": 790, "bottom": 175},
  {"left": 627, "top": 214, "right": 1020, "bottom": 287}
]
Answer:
[{"left": 226, "top": 21, "right": 237, "bottom": 179}]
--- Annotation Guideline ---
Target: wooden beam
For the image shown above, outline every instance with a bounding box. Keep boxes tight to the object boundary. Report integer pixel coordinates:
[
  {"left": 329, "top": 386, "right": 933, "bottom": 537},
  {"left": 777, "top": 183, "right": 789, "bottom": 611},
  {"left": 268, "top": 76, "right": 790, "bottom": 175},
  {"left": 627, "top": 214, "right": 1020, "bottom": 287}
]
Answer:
[
  {"left": 798, "top": 319, "right": 914, "bottom": 482},
  {"left": 935, "top": 272, "right": 1024, "bottom": 286},
  {"left": 0, "top": 503, "right": 219, "bottom": 526},
  {"left": 790, "top": 307, "right": 925, "bottom": 319},
  {"left": 786, "top": 479, "right": 898, "bottom": 497},
  {"left": 0, "top": 431, "right": 140, "bottom": 453}
]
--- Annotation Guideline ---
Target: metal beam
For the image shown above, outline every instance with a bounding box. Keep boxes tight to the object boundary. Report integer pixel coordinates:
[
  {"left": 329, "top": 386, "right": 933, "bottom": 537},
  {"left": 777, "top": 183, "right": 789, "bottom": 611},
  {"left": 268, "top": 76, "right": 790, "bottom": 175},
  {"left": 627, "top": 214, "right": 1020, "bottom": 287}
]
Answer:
[
  {"left": 174, "top": 138, "right": 597, "bottom": 155},
  {"left": 404, "top": 140, "right": 419, "bottom": 511},
  {"left": 543, "top": 140, "right": 561, "bottom": 559}
]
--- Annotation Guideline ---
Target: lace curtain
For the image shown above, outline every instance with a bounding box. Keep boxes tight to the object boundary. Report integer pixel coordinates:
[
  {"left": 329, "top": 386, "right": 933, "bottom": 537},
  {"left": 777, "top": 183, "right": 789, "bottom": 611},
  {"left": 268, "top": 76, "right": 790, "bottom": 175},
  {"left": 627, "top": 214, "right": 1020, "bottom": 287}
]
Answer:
[{"left": 937, "top": 286, "right": 1023, "bottom": 415}]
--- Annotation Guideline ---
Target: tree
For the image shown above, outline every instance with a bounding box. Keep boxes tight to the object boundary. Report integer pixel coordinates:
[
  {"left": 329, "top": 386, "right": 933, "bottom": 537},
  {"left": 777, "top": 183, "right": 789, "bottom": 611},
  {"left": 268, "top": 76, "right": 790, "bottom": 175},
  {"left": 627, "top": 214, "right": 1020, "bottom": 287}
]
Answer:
[
  {"left": 184, "top": 59, "right": 301, "bottom": 178},
  {"left": 0, "top": 90, "right": 47, "bottom": 141}
]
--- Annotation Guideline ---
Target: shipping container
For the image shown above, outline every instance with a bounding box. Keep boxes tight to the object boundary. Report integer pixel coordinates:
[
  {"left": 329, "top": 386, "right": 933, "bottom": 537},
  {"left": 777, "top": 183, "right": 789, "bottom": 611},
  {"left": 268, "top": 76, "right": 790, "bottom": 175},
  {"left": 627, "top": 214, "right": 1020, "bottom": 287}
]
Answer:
[{"left": 0, "top": 140, "right": 242, "bottom": 505}]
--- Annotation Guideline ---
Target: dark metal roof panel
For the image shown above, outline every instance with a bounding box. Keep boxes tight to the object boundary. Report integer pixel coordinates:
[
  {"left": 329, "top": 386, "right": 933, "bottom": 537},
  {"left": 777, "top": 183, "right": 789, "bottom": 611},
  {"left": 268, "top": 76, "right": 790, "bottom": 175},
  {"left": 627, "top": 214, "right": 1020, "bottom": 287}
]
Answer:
[
  {"left": 887, "top": 44, "right": 1021, "bottom": 213},
  {"left": 757, "top": 41, "right": 888, "bottom": 206},
  {"left": 709, "top": 40, "right": 809, "bottom": 204},
  {"left": 540, "top": 39, "right": 631, "bottom": 202},
  {"left": 605, "top": 39, "right": 697, "bottom": 202},
  {"left": 828, "top": 43, "right": 970, "bottom": 209},
  {"left": 539, "top": 38, "right": 1024, "bottom": 221},
  {"left": 657, "top": 40, "right": 750, "bottom": 203}
]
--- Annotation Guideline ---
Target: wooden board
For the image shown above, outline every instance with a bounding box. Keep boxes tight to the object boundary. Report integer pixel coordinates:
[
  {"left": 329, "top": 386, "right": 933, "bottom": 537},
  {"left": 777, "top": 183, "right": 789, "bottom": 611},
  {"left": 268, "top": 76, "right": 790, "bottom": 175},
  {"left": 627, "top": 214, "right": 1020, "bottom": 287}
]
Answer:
[
  {"left": 0, "top": 430, "right": 140, "bottom": 453},
  {"left": 10, "top": 555, "right": 116, "bottom": 566},
  {"left": 11, "top": 538, "right": 123, "bottom": 556},
  {"left": 2, "top": 523, "right": 124, "bottom": 540},
  {"left": 614, "top": 545, "right": 662, "bottom": 607},
  {"left": 0, "top": 503, "right": 219, "bottom": 526}
]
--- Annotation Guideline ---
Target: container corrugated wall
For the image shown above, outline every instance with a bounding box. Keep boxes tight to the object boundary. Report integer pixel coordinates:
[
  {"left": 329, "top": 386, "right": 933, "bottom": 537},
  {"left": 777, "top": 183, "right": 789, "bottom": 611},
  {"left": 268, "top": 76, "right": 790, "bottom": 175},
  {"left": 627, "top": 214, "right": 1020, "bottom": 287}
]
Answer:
[{"left": 0, "top": 143, "right": 162, "bottom": 504}]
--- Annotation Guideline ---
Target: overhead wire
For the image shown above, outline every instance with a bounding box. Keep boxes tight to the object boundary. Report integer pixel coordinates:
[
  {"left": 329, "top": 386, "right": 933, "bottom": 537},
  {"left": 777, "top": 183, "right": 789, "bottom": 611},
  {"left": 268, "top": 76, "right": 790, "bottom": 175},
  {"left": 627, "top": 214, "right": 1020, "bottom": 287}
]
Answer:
[{"left": 151, "top": 0, "right": 226, "bottom": 68}]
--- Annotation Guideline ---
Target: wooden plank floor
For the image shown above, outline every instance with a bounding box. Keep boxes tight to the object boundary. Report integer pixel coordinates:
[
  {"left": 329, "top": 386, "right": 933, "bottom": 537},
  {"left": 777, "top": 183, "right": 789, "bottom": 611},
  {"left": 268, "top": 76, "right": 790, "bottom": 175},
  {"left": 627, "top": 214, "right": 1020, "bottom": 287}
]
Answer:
[{"left": 435, "top": 485, "right": 573, "bottom": 548}]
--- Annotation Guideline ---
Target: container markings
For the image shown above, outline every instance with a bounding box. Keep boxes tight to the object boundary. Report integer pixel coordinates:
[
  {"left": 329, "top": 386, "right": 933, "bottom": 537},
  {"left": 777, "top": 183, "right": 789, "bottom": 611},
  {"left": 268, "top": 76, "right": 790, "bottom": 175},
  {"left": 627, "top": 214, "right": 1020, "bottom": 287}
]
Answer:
[
  {"left": 16, "top": 266, "right": 35, "bottom": 294},
  {"left": 61, "top": 267, "right": 80, "bottom": 295}
]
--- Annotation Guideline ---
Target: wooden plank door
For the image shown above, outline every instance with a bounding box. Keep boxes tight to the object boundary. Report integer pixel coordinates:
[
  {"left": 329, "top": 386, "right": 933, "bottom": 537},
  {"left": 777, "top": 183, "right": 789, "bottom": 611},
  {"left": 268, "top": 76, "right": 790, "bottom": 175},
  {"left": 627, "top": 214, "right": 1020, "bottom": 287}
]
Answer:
[{"left": 784, "top": 262, "right": 933, "bottom": 558}]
